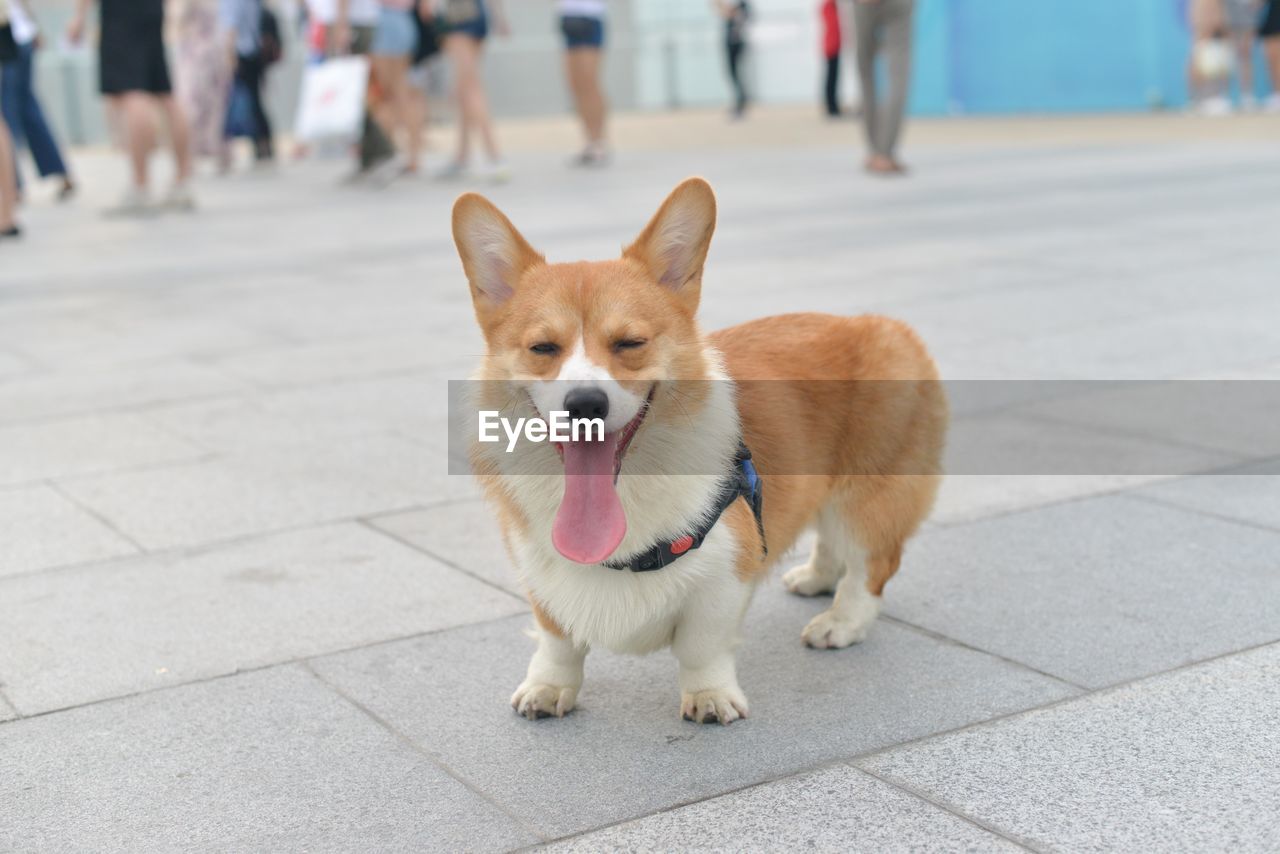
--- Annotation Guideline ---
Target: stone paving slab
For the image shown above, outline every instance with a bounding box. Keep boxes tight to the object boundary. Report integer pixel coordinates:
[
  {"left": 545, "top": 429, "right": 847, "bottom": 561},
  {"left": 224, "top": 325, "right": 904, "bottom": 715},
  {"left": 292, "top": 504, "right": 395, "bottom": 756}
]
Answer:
[
  {"left": 859, "top": 642, "right": 1280, "bottom": 853},
  {"left": 54, "top": 434, "right": 475, "bottom": 551},
  {"left": 0, "top": 523, "right": 525, "bottom": 715},
  {"left": 0, "top": 665, "right": 538, "bottom": 853},
  {"left": 931, "top": 473, "right": 1175, "bottom": 527},
  {"left": 0, "top": 484, "right": 138, "bottom": 579},
  {"left": 0, "top": 412, "right": 208, "bottom": 488},
  {"left": 546, "top": 765, "right": 1021, "bottom": 853},
  {"left": 0, "top": 360, "right": 251, "bottom": 427},
  {"left": 886, "top": 495, "right": 1280, "bottom": 689},
  {"left": 1027, "top": 378, "right": 1280, "bottom": 460},
  {"left": 310, "top": 591, "right": 1076, "bottom": 839},
  {"left": 368, "top": 502, "right": 519, "bottom": 595},
  {"left": 205, "top": 333, "right": 471, "bottom": 390},
  {"left": 1135, "top": 465, "right": 1280, "bottom": 532}
]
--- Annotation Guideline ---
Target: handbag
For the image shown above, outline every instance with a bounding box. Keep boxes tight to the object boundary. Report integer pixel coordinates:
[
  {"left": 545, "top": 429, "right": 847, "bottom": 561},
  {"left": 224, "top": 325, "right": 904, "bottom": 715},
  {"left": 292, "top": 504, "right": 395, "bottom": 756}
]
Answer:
[{"left": 293, "top": 55, "right": 371, "bottom": 143}]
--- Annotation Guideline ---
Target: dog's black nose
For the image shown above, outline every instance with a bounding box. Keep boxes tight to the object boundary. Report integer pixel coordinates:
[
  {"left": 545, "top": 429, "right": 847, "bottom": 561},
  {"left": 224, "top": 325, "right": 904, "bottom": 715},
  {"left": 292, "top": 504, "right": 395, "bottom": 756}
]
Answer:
[{"left": 563, "top": 387, "right": 610, "bottom": 422}]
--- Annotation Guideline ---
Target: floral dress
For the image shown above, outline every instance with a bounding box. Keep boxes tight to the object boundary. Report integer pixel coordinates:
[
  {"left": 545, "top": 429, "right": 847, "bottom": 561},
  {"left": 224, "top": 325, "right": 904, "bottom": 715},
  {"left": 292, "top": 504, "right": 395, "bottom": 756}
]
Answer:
[{"left": 173, "top": 0, "right": 232, "bottom": 158}]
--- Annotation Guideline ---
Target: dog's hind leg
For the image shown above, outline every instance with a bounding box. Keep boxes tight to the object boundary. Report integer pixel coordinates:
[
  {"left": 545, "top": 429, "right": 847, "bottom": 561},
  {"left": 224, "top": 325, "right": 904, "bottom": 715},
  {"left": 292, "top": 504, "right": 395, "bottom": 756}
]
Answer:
[
  {"left": 781, "top": 504, "right": 846, "bottom": 596},
  {"left": 800, "top": 475, "right": 936, "bottom": 649}
]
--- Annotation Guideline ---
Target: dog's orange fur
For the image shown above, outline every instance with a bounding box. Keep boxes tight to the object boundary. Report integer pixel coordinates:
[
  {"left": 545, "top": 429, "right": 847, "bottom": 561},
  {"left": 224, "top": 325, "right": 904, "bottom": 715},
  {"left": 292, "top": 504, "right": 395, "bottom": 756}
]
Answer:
[{"left": 712, "top": 314, "right": 946, "bottom": 584}]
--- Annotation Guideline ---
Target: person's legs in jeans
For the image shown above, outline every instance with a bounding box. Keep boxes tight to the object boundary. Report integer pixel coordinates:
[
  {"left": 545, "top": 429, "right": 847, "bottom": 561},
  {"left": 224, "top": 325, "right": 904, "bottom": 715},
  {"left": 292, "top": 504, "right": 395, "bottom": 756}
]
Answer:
[
  {"left": 1, "top": 54, "right": 25, "bottom": 193},
  {"left": 878, "top": 0, "right": 915, "bottom": 165},
  {"left": 5, "top": 44, "right": 72, "bottom": 191}
]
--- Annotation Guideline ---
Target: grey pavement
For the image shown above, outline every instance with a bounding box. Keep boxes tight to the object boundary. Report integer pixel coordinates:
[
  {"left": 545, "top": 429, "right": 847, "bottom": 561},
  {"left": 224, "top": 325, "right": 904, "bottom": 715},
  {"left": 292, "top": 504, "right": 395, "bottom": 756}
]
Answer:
[{"left": 2, "top": 111, "right": 1279, "bottom": 851}]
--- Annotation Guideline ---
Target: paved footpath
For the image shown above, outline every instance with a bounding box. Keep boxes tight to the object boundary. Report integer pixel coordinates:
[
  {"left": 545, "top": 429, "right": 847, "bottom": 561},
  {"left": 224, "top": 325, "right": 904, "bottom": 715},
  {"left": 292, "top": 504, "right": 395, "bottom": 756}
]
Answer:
[{"left": 1, "top": 110, "right": 1279, "bottom": 851}]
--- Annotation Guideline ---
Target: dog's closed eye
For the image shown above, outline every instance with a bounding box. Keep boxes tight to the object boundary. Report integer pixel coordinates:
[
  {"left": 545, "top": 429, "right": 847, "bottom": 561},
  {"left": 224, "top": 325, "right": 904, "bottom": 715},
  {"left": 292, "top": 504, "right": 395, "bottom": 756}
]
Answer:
[
  {"left": 530, "top": 342, "right": 561, "bottom": 355},
  {"left": 613, "top": 338, "right": 648, "bottom": 353}
]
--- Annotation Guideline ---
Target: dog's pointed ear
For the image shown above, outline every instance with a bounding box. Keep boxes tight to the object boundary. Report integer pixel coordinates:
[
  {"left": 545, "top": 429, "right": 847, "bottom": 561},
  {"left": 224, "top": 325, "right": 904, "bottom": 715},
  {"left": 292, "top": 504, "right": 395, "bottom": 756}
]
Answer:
[
  {"left": 452, "top": 193, "right": 545, "bottom": 326},
  {"left": 623, "top": 177, "right": 716, "bottom": 314}
]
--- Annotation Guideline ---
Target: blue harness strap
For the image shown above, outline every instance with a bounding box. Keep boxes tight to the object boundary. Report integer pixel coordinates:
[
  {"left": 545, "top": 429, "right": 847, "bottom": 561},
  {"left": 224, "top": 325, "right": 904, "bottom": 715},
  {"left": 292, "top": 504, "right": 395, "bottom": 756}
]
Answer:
[{"left": 603, "top": 442, "right": 767, "bottom": 573}]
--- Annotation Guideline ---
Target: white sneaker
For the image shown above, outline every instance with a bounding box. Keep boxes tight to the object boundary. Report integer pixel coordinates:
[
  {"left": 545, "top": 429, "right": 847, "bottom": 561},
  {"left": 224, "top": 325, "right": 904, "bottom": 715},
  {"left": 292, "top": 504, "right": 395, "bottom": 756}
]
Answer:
[
  {"left": 1264, "top": 94, "right": 1280, "bottom": 114},
  {"left": 162, "top": 183, "right": 197, "bottom": 212},
  {"left": 1241, "top": 94, "right": 1259, "bottom": 112},
  {"left": 475, "top": 159, "right": 511, "bottom": 184},
  {"left": 103, "top": 187, "right": 153, "bottom": 218},
  {"left": 1198, "top": 96, "right": 1233, "bottom": 117}
]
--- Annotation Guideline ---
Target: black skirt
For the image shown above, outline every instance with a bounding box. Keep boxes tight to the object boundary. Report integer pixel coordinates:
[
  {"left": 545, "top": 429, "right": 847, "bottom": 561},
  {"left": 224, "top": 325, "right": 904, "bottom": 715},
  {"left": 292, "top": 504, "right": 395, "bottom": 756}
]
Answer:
[{"left": 98, "top": 1, "right": 171, "bottom": 95}]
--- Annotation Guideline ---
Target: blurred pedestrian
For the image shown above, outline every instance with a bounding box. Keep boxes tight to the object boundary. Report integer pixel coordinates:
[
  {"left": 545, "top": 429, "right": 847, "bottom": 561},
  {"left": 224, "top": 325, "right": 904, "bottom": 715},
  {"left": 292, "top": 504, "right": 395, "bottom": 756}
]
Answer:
[
  {"left": 820, "top": 0, "right": 841, "bottom": 117},
  {"left": 329, "top": 0, "right": 399, "bottom": 179},
  {"left": 714, "top": 0, "right": 750, "bottom": 119},
  {"left": 432, "top": 0, "right": 509, "bottom": 182},
  {"left": 1, "top": 0, "right": 76, "bottom": 201},
  {"left": 1224, "top": 0, "right": 1261, "bottom": 109},
  {"left": 222, "top": 0, "right": 279, "bottom": 165},
  {"left": 369, "top": 0, "right": 424, "bottom": 175},
  {"left": 174, "top": 0, "right": 233, "bottom": 171},
  {"left": 68, "top": 0, "right": 196, "bottom": 214},
  {"left": 1189, "top": 0, "right": 1232, "bottom": 114},
  {"left": 1263, "top": 0, "right": 1280, "bottom": 109},
  {"left": 852, "top": 0, "right": 914, "bottom": 175},
  {"left": 559, "top": 0, "right": 608, "bottom": 166}
]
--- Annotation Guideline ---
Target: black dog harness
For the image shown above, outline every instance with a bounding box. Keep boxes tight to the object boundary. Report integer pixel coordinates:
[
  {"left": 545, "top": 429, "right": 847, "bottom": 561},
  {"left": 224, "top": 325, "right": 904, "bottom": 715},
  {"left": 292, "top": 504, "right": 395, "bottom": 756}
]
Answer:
[{"left": 603, "top": 442, "right": 767, "bottom": 573}]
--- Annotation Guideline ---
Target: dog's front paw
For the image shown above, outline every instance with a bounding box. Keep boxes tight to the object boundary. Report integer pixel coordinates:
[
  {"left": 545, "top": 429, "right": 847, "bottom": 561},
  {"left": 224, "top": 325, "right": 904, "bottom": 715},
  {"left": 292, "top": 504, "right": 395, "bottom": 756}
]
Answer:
[
  {"left": 680, "top": 687, "right": 749, "bottom": 726},
  {"left": 782, "top": 563, "right": 837, "bottom": 596},
  {"left": 510, "top": 681, "right": 578, "bottom": 720},
  {"left": 801, "top": 600, "right": 879, "bottom": 649}
]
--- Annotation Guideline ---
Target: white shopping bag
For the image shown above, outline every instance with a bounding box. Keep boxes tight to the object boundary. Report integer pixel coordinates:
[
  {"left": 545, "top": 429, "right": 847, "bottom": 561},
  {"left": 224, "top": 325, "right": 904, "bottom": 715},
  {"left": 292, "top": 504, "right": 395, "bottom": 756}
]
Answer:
[{"left": 294, "top": 56, "right": 371, "bottom": 143}]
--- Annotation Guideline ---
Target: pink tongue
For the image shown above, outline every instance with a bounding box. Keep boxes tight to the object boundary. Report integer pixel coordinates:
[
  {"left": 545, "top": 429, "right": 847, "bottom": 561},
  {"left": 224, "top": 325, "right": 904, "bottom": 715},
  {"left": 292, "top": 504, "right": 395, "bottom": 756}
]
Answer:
[{"left": 552, "top": 432, "right": 627, "bottom": 564}]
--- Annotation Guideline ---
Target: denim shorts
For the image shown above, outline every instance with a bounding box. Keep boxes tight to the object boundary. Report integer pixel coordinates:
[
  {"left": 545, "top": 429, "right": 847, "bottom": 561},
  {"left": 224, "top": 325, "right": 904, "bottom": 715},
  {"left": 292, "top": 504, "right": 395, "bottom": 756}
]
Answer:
[
  {"left": 560, "top": 15, "right": 604, "bottom": 49},
  {"left": 371, "top": 7, "right": 419, "bottom": 57}
]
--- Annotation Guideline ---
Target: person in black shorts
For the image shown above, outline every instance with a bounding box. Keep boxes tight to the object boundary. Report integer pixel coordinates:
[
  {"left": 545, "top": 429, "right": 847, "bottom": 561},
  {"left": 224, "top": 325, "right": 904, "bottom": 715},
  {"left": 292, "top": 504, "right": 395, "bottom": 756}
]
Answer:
[
  {"left": 558, "top": 0, "right": 608, "bottom": 166},
  {"left": 68, "top": 0, "right": 195, "bottom": 215},
  {"left": 1264, "top": 0, "right": 1280, "bottom": 110}
]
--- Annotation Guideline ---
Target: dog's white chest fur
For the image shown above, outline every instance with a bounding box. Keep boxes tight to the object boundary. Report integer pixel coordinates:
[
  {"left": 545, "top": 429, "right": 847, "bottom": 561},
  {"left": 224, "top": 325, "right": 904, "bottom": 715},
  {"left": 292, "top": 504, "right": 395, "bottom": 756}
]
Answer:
[{"left": 516, "top": 524, "right": 744, "bottom": 654}]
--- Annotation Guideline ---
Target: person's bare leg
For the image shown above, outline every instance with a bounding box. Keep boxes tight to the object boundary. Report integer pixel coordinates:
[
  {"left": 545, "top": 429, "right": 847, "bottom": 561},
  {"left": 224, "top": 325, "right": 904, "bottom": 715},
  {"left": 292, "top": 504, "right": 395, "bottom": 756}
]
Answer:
[
  {"left": 399, "top": 62, "right": 424, "bottom": 171},
  {"left": 564, "top": 50, "right": 587, "bottom": 139},
  {"left": 445, "top": 36, "right": 474, "bottom": 165},
  {"left": 464, "top": 39, "right": 500, "bottom": 161},
  {"left": 159, "top": 95, "right": 193, "bottom": 183},
  {"left": 578, "top": 48, "right": 606, "bottom": 146},
  {"left": 0, "top": 122, "right": 17, "bottom": 231},
  {"left": 1236, "top": 33, "right": 1256, "bottom": 100},
  {"left": 372, "top": 55, "right": 405, "bottom": 159},
  {"left": 119, "top": 93, "right": 156, "bottom": 189}
]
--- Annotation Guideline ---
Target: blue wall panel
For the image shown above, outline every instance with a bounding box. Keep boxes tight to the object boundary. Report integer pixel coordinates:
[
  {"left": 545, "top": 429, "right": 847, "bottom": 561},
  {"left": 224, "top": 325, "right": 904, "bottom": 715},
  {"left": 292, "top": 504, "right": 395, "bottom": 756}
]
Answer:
[{"left": 906, "top": 0, "right": 1266, "bottom": 115}]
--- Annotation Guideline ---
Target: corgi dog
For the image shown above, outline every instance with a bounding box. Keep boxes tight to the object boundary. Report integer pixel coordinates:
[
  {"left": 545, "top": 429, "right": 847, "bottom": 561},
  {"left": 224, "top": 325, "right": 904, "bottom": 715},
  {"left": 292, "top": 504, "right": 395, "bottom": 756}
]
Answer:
[{"left": 454, "top": 178, "right": 947, "bottom": 725}]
